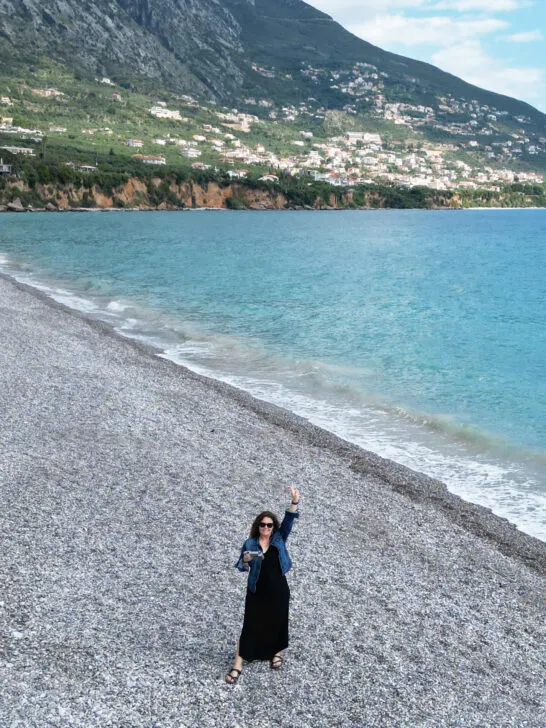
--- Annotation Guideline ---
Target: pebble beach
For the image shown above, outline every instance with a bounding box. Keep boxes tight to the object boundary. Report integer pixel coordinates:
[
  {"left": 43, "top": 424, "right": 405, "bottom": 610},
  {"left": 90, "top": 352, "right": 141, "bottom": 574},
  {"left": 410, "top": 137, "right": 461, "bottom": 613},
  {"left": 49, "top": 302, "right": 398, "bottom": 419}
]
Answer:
[{"left": 0, "top": 272, "right": 544, "bottom": 728}]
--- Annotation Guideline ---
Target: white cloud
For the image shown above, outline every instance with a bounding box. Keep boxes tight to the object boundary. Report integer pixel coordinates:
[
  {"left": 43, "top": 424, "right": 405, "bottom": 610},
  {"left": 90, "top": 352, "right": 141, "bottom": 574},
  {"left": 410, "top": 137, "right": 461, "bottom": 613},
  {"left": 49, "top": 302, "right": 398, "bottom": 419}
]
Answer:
[
  {"left": 432, "top": 40, "right": 545, "bottom": 105},
  {"left": 348, "top": 14, "right": 508, "bottom": 47},
  {"left": 505, "top": 29, "right": 543, "bottom": 42},
  {"left": 312, "top": 0, "right": 427, "bottom": 12},
  {"left": 433, "top": 0, "right": 529, "bottom": 9},
  {"left": 310, "top": 0, "right": 430, "bottom": 22},
  {"left": 311, "top": 0, "right": 528, "bottom": 17}
]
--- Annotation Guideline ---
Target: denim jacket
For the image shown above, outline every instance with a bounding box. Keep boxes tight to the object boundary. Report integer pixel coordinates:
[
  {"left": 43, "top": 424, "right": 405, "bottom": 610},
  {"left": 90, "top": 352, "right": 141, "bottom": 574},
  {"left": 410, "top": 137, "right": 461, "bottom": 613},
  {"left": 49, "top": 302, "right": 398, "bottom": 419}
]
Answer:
[{"left": 235, "top": 510, "right": 299, "bottom": 593}]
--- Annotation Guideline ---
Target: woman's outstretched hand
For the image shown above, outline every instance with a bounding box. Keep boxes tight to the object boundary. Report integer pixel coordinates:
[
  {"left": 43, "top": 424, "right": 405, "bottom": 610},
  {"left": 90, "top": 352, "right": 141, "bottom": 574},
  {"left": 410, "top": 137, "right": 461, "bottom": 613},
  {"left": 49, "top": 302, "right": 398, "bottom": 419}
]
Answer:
[{"left": 289, "top": 485, "right": 300, "bottom": 510}]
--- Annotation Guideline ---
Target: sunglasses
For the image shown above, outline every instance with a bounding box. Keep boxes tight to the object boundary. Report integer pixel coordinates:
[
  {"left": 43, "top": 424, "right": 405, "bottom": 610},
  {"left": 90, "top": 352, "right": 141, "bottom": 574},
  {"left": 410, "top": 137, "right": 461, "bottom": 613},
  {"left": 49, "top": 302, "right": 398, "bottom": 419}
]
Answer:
[{"left": 259, "top": 522, "right": 274, "bottom": 528}]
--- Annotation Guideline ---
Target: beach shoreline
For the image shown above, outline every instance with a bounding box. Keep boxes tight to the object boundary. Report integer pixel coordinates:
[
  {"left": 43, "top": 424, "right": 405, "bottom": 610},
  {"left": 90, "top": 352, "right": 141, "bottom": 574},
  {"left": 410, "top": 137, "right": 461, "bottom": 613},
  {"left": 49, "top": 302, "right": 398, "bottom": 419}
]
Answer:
[
  {"left": 2, "top": 270, "right": 544, "bottom": 565},
  {"left": 2, "top": 205, "right": 546, "bottom": 213},
  {"left": 1, "top": 270, "right": 544, "bottom": 727}
]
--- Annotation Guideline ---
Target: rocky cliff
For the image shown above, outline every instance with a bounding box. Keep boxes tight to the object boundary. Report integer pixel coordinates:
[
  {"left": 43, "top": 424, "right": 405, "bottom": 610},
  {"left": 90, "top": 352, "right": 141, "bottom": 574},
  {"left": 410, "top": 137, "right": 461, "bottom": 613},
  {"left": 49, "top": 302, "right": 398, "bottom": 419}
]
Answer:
[
  {"left": 9, "top": 175, "right": 540, "bottom": 211},
  {"left": 0, "top": 0, "right": 246, "bottom": 98},
  {"left": 0, "top": 177, "right": 290, "bottom": 211},
  {"left": 4, "top": 175, "right": 545, "bottom": 211}
]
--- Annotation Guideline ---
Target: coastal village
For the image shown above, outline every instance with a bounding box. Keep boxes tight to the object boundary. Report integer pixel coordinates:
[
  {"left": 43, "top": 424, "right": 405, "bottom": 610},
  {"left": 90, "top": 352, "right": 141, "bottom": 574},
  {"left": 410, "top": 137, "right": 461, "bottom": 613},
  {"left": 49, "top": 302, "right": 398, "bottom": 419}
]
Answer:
[{"left": 0, "top": 60, "right": 544, "bottom": 194}]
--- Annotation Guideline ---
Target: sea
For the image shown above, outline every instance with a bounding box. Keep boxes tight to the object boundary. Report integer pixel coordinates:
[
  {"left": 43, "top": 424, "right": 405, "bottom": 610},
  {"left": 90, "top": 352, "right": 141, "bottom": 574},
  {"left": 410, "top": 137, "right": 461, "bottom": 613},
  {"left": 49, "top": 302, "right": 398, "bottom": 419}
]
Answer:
[{"left": 1, "top": 209, "right": 544, "bottom": 541}]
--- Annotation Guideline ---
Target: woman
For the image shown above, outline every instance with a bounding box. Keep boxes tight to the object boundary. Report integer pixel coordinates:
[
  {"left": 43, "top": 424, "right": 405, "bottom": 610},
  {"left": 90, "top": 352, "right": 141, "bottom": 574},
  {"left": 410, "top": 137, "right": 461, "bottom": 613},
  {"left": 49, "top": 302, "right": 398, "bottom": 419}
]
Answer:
[{"left": 225, "top": 485, "right": 300, "bottom": 684}]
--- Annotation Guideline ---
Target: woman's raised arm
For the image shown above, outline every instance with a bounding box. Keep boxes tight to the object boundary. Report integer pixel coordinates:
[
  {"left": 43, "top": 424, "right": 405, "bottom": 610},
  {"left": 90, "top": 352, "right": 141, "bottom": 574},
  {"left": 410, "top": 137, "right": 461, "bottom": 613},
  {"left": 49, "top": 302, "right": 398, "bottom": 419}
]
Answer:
[{"left": 278, "top": 486, "right": 301, "bottom": 541}]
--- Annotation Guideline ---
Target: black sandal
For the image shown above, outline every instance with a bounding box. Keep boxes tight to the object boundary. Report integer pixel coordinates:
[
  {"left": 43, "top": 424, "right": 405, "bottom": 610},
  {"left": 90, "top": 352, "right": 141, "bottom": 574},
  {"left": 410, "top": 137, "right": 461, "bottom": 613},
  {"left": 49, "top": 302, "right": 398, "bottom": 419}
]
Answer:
[
  {"left": 225, "top": 668, "right": 242, "bottom": 684},
  {"left": 270, "top": 655, "right": 283, "bottom": 669}
]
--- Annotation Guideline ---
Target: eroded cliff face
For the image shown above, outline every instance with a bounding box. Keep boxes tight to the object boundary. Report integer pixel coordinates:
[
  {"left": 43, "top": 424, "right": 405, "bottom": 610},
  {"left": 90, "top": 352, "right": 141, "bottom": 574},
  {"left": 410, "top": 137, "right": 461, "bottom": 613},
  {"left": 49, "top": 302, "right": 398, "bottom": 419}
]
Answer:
[
  {"left": 187, "top": 182, "right": 287, "bottom": 210},
  {"left": 0, "top": 178, "right": 289, "bottom": 210},
  {"left": 1, "top": 176, "right": 472, "bottom": 211}
]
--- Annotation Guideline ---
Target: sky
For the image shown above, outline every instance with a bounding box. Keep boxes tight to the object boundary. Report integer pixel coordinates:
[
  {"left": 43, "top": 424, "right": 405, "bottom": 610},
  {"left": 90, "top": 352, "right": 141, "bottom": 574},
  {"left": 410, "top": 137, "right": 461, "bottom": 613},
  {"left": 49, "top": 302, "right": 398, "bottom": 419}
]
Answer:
[{"left": 308, "top": 0, "right": 546, "bottom": 113}]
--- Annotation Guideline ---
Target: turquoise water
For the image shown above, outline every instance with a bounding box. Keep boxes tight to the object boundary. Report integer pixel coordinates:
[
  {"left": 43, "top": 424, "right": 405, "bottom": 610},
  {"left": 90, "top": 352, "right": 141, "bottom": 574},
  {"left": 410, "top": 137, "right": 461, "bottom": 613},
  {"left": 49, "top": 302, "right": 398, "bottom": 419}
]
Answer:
[{"left": 1, "top": 210, "right": 545, "bottom": 539}]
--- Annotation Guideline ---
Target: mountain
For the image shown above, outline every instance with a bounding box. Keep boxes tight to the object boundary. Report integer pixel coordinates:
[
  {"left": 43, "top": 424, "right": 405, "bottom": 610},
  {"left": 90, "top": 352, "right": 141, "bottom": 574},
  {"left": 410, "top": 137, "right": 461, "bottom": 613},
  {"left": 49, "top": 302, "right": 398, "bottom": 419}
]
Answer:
[
  {"left": 1, "top": 0, "right": 545, "bottom": 132},
  {"left": 1, "top": 0, "right": 544, "bottom": 186},
  {"left": 0, "top": 0, "right": 246, "bottom": 99}
]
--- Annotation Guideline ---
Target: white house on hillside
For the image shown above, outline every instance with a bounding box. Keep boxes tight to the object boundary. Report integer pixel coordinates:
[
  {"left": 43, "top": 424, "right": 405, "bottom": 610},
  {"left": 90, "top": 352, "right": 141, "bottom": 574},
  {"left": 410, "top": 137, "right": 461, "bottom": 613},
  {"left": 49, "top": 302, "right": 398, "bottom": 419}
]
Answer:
[
  {"left": 0, "top": 158, "right": 12, "bottom": 175},
  {"left": 180, "top": 148, "right": 201, "bottom": 158},
  {"left": 131, "top": 154, "right": 166, "bottom": 166},
  {"left": 150, "top": 106, "right": 182, "bottom": 120},
  {"left": 0, "top": 145, "right": 35, "bottom": 156}
]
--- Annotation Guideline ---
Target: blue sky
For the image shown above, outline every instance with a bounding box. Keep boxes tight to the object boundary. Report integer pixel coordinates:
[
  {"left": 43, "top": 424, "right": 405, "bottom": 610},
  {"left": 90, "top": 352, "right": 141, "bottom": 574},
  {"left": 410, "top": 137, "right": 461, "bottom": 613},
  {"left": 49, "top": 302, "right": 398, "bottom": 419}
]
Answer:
[{"left": 309, "top": 0, "right": 546, "bottom": 113}]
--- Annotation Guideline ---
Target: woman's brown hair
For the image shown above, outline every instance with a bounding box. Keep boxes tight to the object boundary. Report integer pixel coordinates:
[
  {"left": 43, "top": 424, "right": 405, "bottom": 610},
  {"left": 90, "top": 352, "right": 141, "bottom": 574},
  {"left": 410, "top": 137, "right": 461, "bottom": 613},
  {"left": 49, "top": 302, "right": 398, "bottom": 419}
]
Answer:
[{"left": 249, "top": 511, "right": 280, "bottom": 539}]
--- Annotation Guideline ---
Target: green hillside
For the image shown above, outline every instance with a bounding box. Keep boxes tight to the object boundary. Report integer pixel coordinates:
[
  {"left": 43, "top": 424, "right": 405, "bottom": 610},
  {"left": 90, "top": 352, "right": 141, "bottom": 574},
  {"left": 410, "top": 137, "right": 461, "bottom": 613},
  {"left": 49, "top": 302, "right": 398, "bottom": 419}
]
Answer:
[{"left": 1, "top": 1, "right": 545, "bottom": 200}]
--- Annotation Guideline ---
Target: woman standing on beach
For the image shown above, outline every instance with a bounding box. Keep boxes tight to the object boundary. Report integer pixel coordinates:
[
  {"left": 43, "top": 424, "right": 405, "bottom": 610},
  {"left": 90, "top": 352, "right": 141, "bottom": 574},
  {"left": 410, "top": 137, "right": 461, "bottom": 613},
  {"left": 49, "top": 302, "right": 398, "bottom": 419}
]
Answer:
[{"left": 225, "top": 486, "right": 300, "bottom": 684}]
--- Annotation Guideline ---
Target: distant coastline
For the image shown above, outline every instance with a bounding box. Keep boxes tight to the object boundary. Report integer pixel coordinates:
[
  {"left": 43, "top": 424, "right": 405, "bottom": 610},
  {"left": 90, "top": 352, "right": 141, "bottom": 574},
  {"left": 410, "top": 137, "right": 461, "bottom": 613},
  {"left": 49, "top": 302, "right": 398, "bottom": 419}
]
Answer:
[
  {"left": 3, "top": 205, "right": 546, "bottom": 213},
  {"left": 2, "top": 174, "right": 546, "bottom": 213}
]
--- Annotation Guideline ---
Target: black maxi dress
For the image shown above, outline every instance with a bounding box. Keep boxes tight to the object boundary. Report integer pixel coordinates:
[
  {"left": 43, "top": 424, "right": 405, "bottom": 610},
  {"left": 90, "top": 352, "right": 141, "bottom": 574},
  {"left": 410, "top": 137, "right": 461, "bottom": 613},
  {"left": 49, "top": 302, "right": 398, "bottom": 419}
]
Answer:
[{"left": 238, "top": 545, "right": 290, "bottom": 661}]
